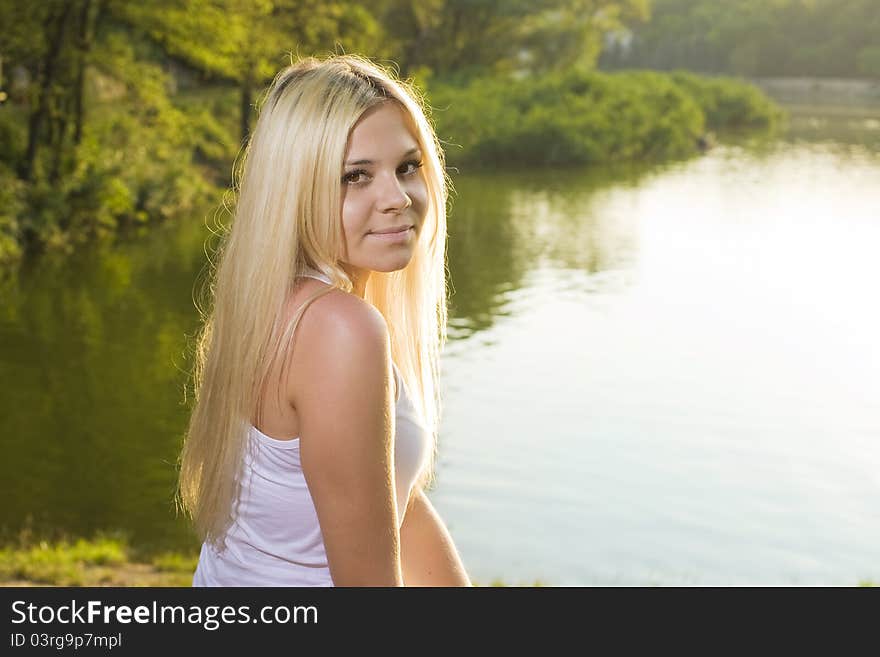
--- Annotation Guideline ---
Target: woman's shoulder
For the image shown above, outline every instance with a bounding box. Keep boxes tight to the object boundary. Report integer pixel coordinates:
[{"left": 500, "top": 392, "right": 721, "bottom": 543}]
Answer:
[
  {"left": 294, "top": 283, "right": 388, "bottom": 344},
  {"left": 287, "top": 282, "right": 390, "bottom": 385}
]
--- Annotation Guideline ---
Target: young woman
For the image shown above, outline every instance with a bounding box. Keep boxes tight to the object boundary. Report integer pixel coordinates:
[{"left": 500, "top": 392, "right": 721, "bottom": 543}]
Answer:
[{"left": 177, "top": 54, "right": 471, "bottom": 587}]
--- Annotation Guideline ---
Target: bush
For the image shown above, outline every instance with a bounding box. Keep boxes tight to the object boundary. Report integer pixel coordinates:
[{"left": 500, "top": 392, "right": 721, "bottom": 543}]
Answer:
[
  {"left": 669, "top": 70, "right": 785, "bottom": 130},
  {"left": 426, "top": 68, "right": 777, "bottom": 167}
]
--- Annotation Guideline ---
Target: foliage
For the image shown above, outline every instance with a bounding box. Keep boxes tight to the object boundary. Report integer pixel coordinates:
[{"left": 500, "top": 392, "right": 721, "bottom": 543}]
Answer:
[
  {"left": 0, "top": 164, "right": 25, "bottom": 266},
  {"left": 600, "top": 0, "right": 880, "bottom": 79},
  {"left": 428, "top": 68, "right": 781, "bottom": 167},
  {"left": 668, "top": 71, "right": 785, "bottom": 129},
  {"left": 113, "top": 0, "right": 385, "bottom": 139},
  {"left": 370, "top": 0, "right": 650, "bottom": 79},
  {"left": 1, "top": 22, "right": 216, "bottom": 255}
]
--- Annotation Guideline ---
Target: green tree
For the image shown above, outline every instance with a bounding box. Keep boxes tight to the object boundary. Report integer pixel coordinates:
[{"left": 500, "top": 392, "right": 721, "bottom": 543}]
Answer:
[
  {"left": 115, "top": 0, "right": 384, "bottom": 142},
  {"left": 2, "top": 1, "right": 72, "bottom": 181},
  {"left": 368, "top": 0, "right": 650, "bottom": 80}
]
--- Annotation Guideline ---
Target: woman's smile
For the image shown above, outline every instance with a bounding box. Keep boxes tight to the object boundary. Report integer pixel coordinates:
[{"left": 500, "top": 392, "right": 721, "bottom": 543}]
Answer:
[{"left": 368, "top": 225, "right": 415, "bottom": 243}]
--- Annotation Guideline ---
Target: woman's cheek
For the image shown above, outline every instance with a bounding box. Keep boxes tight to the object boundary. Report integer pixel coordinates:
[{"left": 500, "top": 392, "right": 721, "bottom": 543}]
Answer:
[
  {"left": 410, "top": 180, "right": 429, "bottom": 215},
  {"left": 342, "top": 194, "right": 368, "bottom": 235}
]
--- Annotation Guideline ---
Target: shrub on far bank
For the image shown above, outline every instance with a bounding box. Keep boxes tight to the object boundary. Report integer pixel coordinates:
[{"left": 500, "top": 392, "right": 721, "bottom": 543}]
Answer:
[
  {"left": 427, "top": 68, "right": 783, "bottom": 167},
  {"left": 668, "top": 70, "right": 786, "bottom": 130}
]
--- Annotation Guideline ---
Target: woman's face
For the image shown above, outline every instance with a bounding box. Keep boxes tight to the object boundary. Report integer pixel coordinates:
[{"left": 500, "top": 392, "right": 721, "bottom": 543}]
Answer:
[{"left": 339, "top": 102, "right": 428, "bottom": 284}]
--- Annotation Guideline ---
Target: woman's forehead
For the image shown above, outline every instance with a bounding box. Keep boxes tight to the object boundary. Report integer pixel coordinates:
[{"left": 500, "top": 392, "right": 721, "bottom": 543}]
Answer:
[{"left": 345, "top": 103, "right": 420, "bottom": 161}]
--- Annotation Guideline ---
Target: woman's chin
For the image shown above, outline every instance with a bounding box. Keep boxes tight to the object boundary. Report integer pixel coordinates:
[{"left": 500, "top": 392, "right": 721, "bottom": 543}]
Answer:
[
  {"left": 356, "top": 252, "right": 416, "bottom": 274},
  {"left": 374, "top": 259, "right": 414, "bottom": 274}
]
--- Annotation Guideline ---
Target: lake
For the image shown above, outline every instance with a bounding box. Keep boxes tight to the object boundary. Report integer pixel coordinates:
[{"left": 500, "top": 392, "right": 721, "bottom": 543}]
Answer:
[{"left": 1, "top": 100, "right": 878, "bottom": 585}]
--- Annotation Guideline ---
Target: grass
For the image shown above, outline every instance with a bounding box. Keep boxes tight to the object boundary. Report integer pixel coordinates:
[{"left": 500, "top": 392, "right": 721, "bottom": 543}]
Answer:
[{"left": 0, "top": 532, "right": 198, "bottom": 587}]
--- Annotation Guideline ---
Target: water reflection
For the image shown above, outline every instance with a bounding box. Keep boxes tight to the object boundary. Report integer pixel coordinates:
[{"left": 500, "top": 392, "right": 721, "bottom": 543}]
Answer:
[
  {"left": 447, "top": 160, "right": 657, "bottom": 340},
  {"left": 0, "top": 217, "right": 210, "bottom": 552},
  {"left": 783, "top": 104, "right": 880, "bottom": 149}
]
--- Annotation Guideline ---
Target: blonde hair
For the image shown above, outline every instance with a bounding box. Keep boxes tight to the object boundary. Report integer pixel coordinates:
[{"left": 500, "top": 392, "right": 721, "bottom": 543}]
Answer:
[{"left": 177, "top": 54, "right": 449, "bottom": 547}]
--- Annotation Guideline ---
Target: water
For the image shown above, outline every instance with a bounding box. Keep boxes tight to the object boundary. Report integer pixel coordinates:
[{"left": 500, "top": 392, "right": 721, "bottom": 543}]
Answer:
[{"left": 2, "top": 101, "right": 878, "bottom": 585}]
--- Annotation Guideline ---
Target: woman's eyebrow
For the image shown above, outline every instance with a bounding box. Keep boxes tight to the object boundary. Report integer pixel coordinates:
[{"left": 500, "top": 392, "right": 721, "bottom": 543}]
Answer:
[{"left": 345, "top": 147, "right": 421, "bottom": 166}]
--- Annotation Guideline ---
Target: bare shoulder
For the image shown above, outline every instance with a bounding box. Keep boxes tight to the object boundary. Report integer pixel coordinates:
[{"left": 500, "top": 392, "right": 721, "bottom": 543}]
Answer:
[
  {"left": 301, "top": 287, "right": 388, "bottom": 344},
  {"left": 288, "top": 286, "right": 390, "bottom": 406}
]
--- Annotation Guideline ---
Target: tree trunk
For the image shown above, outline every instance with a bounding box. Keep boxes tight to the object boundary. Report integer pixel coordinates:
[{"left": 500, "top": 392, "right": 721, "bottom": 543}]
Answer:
[
  {"left": 49, "top": 98, "right": 71, "bottom": 183},
  {"left": 21, "top": 2, "right": 74, "bottom": 182},
  {"left": 74, "top": 0, "right": 95, "bottom": 147}
]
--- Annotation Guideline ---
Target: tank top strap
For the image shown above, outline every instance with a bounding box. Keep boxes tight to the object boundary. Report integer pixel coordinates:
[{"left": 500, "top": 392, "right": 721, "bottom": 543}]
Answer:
[
  {"left": 299, "top": 266, "right": 332, "bottom": 285},
  {"left": 391, "top": 360, "right": 403, "bottom": 403}
]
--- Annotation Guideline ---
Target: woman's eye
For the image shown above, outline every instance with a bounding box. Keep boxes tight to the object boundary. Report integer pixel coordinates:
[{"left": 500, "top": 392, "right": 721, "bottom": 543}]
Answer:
[
  {"left": 342, "top": 170, "right": 368, "bottom": 185},
  {"left": 399, "top": 160, "right": 424, "bottom": 175}
]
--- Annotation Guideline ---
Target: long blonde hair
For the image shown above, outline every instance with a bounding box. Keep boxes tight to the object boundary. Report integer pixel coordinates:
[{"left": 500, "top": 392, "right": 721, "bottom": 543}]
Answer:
[{"left": 177, "top": 54, "right": 449, "bottom": 547}]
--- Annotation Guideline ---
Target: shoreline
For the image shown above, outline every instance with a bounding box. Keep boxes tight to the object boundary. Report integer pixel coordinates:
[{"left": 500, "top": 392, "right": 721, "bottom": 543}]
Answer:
[{"left": 749, "top": 76, "right": 880, "bottom": 105}]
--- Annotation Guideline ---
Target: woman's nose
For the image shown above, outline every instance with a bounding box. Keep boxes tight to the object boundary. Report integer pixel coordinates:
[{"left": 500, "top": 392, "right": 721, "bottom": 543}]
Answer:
[{"left": 377, "top": 173, "right": 412, "bottom": 213}]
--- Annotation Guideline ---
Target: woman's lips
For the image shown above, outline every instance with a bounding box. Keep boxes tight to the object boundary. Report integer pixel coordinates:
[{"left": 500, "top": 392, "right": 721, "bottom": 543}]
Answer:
[
  {"left": 368, "top": 225, "right": 414, "bottom": 242},
  {"left": 370, "top": 224, "right": 413, "bottom": 234}
]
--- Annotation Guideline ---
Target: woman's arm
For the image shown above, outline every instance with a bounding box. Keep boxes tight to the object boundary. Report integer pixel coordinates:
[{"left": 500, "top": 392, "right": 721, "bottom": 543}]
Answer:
[
  {"left": 294, "top": 291, "right": 403, "bottom": 586},
  {"left": 400, "top": 487, "right": 471, "bottom": 586}
]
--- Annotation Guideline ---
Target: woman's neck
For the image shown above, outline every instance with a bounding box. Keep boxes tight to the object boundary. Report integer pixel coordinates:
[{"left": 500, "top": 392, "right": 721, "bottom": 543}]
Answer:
[{"left": 341, "top": 263, "right": 369, "bottom": 299}]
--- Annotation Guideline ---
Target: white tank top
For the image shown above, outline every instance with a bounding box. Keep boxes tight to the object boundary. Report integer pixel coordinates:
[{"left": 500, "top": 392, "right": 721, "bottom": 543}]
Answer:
[{"left": 192, "top": 269, "right": 431, "bottom": 586}]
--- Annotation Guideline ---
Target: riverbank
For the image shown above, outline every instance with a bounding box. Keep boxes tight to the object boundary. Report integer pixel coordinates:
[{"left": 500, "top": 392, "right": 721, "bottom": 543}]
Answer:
[
  {"left": 750, "top": 77, "right": 880, "bottom": 105},
  {"left": 0, "top": 535, "right": 542, "bottom": 587}
]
